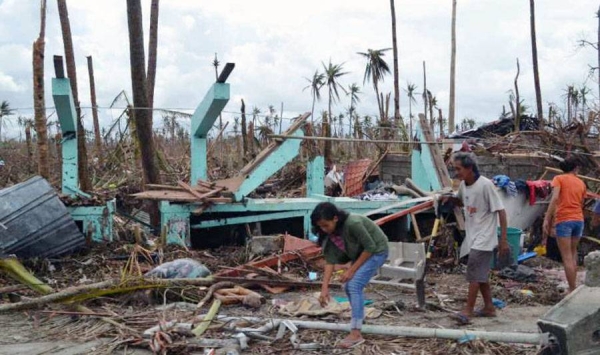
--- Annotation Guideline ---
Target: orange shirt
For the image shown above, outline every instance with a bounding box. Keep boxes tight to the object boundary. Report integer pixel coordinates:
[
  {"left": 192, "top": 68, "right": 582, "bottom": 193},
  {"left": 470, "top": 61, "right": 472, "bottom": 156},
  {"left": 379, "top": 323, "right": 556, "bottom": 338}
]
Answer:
[{"left": 552, "top": 173, "right": 586, "bottom": 223}]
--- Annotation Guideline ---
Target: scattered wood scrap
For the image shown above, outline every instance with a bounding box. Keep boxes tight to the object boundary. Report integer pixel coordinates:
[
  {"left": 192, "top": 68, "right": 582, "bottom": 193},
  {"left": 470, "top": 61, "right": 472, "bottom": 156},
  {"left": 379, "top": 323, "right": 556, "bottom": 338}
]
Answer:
[{"left": 131, "top": 179, "right": 232, "bottom": 208}]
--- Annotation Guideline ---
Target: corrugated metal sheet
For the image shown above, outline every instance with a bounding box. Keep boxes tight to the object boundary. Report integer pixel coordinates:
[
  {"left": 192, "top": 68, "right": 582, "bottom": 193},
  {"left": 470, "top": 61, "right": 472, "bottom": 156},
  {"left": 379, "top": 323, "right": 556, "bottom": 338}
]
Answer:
[{"left": 0, "top": 176, "right": 84, "bottom": 258}]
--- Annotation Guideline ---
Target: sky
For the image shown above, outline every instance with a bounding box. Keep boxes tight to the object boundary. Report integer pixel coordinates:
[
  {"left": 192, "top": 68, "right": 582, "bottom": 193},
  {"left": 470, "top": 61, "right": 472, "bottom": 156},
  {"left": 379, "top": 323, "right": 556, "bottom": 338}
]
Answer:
[{"left": 0, "top": 0, "right": 598, "bottom": 139}]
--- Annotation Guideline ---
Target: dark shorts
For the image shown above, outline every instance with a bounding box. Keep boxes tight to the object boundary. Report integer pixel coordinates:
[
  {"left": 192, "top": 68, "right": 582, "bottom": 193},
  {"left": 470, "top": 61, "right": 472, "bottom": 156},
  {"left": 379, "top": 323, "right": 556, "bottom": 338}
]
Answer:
[
  {"left": 466, "top": 249, "right": 493, "bottom": 283},
  {"left": 555, "top": 221, "right": 584, "bottom": 238}
]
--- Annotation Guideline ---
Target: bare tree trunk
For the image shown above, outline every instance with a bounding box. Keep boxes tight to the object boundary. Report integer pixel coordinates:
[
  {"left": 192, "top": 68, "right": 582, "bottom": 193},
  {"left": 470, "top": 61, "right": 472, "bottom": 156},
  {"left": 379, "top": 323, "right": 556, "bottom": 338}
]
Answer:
[
  {"left": 241, "top": 99, "right": 248, "bottom": 162},
  {"left": 57, "top": 0, "right": 91, "bottom": 191},
  {"left": 279, "top": 102, "right": 283, "bottom": 134},
  {"left": 597, "top": 6, "right": 600, "bottom": 108},
  {"left": 438, "top": 108, "right": 444, "bottom": 138},
  {"left": 248, "top": 120, "right": 255, "bottom": 158},
  {"left": 33, "top": 0, "right": 49, "bottom": 179},
  {"left": 324, "top": 92, "right": 332, "bottom": 165},
  {"left": 373, "top": 77, "right": 383, "bottom": 122},
  {"left": 428, "top": 92, "right": 434, "bottom": 132},
  {"left": 448, "top": 0, "right": 457, "bottom": 134},
  {"left": 390, "top": 0, "right": 401, "bottom": 132},
  {"left": 530, "top": 0, "right": 544, "bottom": 128},
  {"left": 514, "top": 58, "right": 521, "bottom": 131},
  {"left": 25, "top": 124, "right": 34, "bottom": 173},
  {"left": 147, "top": 0, "right": 159, "bottom": 110},
  {"left": 423, "top": 61, "right": 428, "bottom": 126},
  {"left": 126, "top": 0, "right": 161, "bottom": 188},
  {"left": 86, "top": 56, "right": 102, "bottom": 158}
]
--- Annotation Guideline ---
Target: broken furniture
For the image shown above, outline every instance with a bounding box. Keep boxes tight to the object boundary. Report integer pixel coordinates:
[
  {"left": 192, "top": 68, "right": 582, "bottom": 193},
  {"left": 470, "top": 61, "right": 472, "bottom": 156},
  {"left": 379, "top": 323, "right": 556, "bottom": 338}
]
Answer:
[
  {"left": 370, "top": 241, "right": 426, "bottom": 307},
  {"left": 52, "top": 56, "right": 115, "bottom": 242},
  {"left": 156, "top": 66, "right": 421, "bottom": 246},
  {"left": 537, "top": 251, "right": 600, "bottom": 355},
  {"left": 0, "top": 176, "right": 85, "bottom": 258}
]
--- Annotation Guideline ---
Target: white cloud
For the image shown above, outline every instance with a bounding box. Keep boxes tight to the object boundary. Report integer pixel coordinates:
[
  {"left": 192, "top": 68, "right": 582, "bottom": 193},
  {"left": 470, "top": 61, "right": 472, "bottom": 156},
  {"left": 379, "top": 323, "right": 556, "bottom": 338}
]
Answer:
[
  {"left": 0, "top": 72, "right": 24, "bottom": 92},
  {"left": 0, "top": 0, "right": 597, "bottom": 141}
]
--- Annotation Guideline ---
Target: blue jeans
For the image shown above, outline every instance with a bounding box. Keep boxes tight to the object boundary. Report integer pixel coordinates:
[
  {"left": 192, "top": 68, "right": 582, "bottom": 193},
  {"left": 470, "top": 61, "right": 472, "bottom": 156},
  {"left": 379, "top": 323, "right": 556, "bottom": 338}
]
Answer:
[
  {"left": 345, "top": 251, "right": 388, "bottom": 330},
  {"left": 555, "top": 221, "right": 584, "bottom": 238}
]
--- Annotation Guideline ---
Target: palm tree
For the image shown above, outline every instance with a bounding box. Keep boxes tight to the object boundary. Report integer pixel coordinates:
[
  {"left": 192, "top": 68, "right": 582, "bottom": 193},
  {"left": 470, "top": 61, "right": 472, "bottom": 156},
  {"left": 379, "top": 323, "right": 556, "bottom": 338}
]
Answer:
[
  {"left": 0, "top": 101, "right": 14, "bottom": 141},
  {"left": 390, "top": 0, "right": 400, "bottom": 127},
  {"left": 530, "top": 0, "right": 543, "bottom": 126},
  {"left": 404, "top": 83, "right": 417, "bottom": 139},
  {"left": 252, "top": 106, "right": 261, "bottom": 127},
  {"left": 303, "top": 70, "right": 325, "bottom": 125},
  {"left": 448, "top": 0, "right": 457, "bottom": 134},
  {"left": 322, "top": 60, "right": 348, "bottom": 163},
  {"left": 357, "top": 48, "right": 391, "bottom": 121},
  {"left": 347, "top": 83, "right": 361, "bottom": 136},
  {"left": 126, "top": 0, "right": 161, "bottom": 189},
  {"left": 147, "top": 0, "right": 159, "bottom": 110},
  {"left": 58, "top": 0, "right": 90, "bottom": 191},
  {"left": 33, "top": 0, "right": 50, "bottom": 179}
]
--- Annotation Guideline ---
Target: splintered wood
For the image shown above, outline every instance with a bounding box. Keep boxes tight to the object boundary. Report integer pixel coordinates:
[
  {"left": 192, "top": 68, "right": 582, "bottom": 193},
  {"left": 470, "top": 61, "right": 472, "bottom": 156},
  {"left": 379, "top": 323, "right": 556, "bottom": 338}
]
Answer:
[{"left": 131, "top": 179, "right": 232, "bottom": 210}]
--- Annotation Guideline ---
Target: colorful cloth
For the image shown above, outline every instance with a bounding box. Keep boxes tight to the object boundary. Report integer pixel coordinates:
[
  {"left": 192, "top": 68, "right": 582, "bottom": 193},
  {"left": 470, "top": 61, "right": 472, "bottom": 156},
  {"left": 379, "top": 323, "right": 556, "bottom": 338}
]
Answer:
[
  {"left": 552, "top": 174, "right": 586, "bottom": 223},
  {"left": 329, "top": 234, "right": 346, "bottom": 252}
]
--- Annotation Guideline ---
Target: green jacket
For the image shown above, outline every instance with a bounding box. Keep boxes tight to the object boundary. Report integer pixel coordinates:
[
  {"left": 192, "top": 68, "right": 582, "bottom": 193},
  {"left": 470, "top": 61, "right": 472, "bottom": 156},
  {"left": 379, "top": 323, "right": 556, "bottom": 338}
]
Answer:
[{"left": 322, "top": 214, "right": 389, "bottom": 264}]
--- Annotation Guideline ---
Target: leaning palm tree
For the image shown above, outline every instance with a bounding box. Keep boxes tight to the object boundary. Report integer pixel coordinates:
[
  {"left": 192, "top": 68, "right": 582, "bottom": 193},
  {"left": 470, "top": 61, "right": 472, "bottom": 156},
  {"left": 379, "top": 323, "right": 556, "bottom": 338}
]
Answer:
[
  {"left": 0, "top": 100, "right": 14, "bottom": 142},
  {"left": 357, "top": 48, "right": 391, "bottom": 121},
  {"left": 322, "top": 60, "right": 348, "bottom": 163},
  {"left": 404, "top": 83, "right": 418, "bottom": 139},
  {"left": 303, "top": 70, "right": 325, "bottom": 125}
]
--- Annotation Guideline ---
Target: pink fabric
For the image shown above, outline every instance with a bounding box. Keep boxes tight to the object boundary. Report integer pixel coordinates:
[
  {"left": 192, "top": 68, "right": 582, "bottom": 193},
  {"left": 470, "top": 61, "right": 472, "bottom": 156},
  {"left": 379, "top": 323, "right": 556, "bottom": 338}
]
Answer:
[{"left": 329, "top": 234, "right": 346, "bottom": 252}]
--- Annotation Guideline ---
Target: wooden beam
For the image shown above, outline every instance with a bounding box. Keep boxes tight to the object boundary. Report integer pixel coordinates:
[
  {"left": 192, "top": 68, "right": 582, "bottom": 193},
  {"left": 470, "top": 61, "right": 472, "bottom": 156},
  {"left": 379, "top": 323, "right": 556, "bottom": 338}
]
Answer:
[
  {"left": 411, "top": 213, "right": 422, "bottom": 241},
  {"left": 418, "top": 114, "right": 465, "bottom": 231},
  {"left": 374, "top": 200, "right": 434, "bottom": 226},
  {"left": 543, "top": 166, "right": 600, "bottom": 184}
]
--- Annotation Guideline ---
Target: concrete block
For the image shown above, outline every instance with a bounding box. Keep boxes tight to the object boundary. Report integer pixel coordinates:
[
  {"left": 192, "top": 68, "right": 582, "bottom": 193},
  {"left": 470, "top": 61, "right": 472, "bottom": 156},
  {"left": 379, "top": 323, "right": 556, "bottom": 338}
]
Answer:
[
  {"left": 538, "top": 286, "right": 600, "bottom": 354},
  {"left": 585, "top": 251, "right": 600, "bottom": 287},
  {"left": 250, "top": 235, "right": 283, "bottom": 255}
]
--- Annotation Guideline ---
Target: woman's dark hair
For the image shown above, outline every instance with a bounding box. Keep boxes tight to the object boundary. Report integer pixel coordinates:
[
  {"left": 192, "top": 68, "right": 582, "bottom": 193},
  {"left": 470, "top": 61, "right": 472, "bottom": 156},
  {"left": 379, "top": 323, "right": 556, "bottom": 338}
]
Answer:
[
  {"left": 310, "top": 202, "right": 349, "bottom": 246},
  {"left": 559, "top": 156, "right": 579, "bottom": 173}
]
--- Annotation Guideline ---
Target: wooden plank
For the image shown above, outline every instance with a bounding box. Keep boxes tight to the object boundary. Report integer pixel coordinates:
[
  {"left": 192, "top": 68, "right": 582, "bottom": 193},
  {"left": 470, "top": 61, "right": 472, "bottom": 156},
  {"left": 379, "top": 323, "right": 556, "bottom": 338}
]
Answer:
[
  {"left": 544, "top": 166, "right": 600, "bottom": 184},
  {"left": 145, "top": 184, "right": 211, "bottom": 192},
  {"left": 411, "top": 213, "right": 422, "bottom": 241},
  {"left": 178, "top": 181, "right": 209, "bottom": 201},
  {"left": 239, "top": 113, "right": 309, "bottom": 175},
  {"left": 418, "top": 114, "right": 465, "bottom": 231},
  {"left": 132, "top": 190, "right": 197, "bottom": 202},
  {"left": 374, "top": 201, "right": 434, "bottom": 226},
  {"left": 418, "top": 114, "right": 451, "bottom": 187}
]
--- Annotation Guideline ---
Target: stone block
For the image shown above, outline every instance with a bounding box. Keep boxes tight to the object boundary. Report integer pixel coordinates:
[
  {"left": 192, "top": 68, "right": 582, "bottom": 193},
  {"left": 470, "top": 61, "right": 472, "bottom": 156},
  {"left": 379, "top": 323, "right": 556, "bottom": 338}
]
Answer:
[
  {"left": 585, "top": 251, "right": 600, "bottom": 287},
  {"left": 250, "top": 235, "right": 283, "bottom": 255}
]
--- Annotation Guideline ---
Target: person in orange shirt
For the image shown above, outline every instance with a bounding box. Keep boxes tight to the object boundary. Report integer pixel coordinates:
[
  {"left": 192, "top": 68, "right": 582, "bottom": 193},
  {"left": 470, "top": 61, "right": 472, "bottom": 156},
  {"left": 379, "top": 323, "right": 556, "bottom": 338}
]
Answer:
[{"left": 543, "top": 157, "right": 586, "bottom": 293}]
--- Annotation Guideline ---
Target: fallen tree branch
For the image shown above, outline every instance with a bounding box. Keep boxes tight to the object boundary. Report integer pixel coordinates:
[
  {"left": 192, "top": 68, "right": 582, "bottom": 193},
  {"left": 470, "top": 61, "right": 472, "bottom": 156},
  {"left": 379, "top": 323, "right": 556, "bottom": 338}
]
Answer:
[{"left": 0, "top": 277, "right": 216, "bottom": 313}]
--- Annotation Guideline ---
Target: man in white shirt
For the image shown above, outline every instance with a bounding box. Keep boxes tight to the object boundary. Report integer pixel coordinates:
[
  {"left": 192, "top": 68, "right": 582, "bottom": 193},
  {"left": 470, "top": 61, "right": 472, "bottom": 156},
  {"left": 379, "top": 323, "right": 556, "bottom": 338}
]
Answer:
[{"left": 446, "top": 152, "right": 509, "bottom": 324}]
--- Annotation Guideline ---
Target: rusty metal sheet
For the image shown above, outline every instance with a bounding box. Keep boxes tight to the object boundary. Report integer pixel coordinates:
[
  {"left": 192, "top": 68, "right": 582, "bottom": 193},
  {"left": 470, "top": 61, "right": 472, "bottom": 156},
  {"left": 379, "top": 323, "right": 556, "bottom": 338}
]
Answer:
[{"left": 343, "top": 159, "right": 372, "bottom": 197}]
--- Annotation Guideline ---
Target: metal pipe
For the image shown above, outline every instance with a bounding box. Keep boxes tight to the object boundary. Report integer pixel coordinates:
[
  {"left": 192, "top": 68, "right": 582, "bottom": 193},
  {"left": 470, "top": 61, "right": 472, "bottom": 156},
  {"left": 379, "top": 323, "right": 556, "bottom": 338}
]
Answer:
[{"left": 212, "top": 316, "right": 548, "bottom": 345}]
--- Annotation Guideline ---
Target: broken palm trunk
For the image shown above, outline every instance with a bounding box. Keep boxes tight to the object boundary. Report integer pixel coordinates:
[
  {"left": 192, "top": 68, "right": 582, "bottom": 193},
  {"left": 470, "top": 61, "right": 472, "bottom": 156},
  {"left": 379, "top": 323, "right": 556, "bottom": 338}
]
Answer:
[{"left": 0, "top": 176, "right": 85, "bottom": 258}]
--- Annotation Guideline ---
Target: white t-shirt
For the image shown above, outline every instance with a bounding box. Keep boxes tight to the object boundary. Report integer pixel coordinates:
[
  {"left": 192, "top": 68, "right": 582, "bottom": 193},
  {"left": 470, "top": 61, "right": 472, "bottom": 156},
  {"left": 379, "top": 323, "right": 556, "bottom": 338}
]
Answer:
[{"left": 457, "top": 176, "right": 505, "bottom": 256}]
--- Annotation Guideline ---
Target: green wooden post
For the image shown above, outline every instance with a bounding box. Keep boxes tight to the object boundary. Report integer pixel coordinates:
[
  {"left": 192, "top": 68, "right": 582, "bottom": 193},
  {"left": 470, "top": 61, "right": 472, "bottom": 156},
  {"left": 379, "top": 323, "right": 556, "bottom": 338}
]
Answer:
[
  {"left": 306, "top": 156, "right": 325, "bottom": 197},
  {"left": 190, "top": 83, "right": 230, "bottom": 183},
  {"left": 52, "top": 78, "right": 78, "bottom": 196}
]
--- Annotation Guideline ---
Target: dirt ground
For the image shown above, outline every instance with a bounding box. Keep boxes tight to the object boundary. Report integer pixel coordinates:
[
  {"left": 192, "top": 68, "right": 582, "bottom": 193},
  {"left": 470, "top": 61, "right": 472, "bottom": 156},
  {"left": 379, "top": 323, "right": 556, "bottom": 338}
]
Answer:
[{"left": 0, "top": 244, "right": 568, "bottom": 354}]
